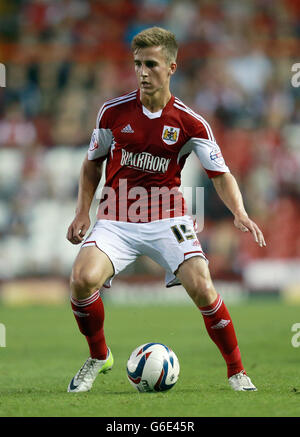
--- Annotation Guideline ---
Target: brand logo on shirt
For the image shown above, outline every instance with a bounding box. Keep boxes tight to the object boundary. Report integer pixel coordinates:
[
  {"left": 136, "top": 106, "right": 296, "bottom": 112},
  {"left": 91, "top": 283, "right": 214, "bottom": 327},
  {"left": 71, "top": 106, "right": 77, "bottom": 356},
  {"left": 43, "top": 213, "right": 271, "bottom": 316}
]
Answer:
[
  {"left": 121, "top": 124, "right": 134, "bottom": 133},
  {"left": 162, "top": 126, "right": 180, "bottom": 145},
  {"left": 120, "top": 149, "right": 171, "bottom": 173}
]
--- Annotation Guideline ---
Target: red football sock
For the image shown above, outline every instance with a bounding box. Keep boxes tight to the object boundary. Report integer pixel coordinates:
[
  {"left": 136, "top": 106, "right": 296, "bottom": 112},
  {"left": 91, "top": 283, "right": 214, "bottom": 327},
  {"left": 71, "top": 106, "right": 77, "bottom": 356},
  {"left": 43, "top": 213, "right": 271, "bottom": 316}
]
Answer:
[
  {"left": 71, "top": 290, "right": 108, "bottom": 360},
  {"left": 199, "top": 294, "right": 244, "bottom": 378}
]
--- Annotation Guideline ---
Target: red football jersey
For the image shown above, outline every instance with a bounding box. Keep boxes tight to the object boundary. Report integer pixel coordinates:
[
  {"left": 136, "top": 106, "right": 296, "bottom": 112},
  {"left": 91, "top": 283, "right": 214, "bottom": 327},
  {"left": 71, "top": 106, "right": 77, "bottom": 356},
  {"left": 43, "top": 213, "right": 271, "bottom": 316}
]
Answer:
[{"left": 88, "top": 89, "right": 229, "bottom": 222}]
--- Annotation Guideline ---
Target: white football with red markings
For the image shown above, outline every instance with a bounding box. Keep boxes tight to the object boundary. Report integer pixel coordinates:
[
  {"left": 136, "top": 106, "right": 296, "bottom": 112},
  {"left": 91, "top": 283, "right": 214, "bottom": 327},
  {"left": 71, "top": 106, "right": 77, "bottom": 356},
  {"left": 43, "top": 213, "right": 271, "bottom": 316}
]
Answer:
[{"left": 126, "top": 342, "right": 180, "bottom": 393}]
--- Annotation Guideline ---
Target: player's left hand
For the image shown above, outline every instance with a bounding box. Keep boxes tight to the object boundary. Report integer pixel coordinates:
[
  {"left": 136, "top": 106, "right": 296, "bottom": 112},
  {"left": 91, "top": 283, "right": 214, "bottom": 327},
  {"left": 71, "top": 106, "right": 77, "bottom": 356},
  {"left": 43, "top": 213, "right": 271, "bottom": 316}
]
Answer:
[{"left": 234, "top": 213, "right": 266, "bottom": 247}]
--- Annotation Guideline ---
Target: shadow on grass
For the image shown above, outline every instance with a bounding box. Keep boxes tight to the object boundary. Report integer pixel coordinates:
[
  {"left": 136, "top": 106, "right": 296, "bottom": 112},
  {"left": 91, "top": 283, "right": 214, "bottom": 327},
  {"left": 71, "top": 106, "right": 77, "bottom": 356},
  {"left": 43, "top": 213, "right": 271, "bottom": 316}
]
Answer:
[
  {"left": 100, "top": 387, "right": 205, "bottom": 396},
  {"left": 0, "top": 386, "right": 205, "bottom": 397}
]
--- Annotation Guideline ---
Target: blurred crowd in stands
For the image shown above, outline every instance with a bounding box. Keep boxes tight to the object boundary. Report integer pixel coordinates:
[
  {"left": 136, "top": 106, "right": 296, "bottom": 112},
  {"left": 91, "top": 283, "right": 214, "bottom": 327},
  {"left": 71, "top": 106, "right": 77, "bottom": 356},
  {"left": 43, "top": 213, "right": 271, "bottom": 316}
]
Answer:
[{"left": 0, "top": 0, "right": 299, "bottom": 281}]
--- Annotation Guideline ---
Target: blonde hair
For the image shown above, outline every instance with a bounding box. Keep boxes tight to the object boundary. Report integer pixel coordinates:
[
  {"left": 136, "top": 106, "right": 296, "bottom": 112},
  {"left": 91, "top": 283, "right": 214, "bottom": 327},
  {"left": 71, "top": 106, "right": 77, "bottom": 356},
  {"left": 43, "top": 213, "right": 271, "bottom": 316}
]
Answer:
[{"left": 131, "top": 27, "right": 178, "bottom": 63}]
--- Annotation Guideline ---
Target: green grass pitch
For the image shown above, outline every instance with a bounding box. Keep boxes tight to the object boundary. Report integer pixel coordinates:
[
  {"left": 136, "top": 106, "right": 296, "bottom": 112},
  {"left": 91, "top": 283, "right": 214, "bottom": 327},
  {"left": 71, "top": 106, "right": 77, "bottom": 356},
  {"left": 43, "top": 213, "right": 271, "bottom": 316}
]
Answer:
[{"left": 0, "top": 298, "right": 299, "bottom": 417}]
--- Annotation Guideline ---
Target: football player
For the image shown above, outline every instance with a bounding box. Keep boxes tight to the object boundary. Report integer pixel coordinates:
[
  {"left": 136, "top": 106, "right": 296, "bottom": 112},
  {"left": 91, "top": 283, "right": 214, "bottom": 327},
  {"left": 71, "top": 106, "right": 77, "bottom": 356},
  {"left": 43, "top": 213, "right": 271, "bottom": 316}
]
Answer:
[{"left": 66, "top": 27, "right": 266, "bottom": 393}]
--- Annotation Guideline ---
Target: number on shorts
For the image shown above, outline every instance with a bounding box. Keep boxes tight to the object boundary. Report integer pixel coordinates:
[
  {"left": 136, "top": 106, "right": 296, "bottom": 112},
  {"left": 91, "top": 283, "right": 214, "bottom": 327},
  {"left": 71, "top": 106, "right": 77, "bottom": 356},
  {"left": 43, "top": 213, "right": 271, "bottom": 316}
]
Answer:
[{"left": 171, "top": 224, "right": 196, "bottom": 243}]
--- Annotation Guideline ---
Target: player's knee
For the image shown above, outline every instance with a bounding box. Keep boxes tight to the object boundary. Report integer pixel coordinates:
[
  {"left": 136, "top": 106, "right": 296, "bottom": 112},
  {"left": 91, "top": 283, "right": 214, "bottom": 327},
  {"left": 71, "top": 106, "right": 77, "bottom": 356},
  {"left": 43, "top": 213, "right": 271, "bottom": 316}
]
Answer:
[
  {"left": 178, "top": 260, "right": 216, "bottom": 306},
  {"left": 186, "top": 274, "right": 214, "bottom": 304},
  {"left": 70, "top": 267, "right": 103, "bottom": 299}
]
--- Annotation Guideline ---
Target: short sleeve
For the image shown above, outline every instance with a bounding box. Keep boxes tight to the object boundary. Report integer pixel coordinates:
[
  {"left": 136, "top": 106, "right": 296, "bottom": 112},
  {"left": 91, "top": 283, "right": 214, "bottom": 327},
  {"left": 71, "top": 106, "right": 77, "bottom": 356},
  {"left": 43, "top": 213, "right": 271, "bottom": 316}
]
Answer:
[
  {"left": 190, "top": 137, "right": 230, "bottom": 178},
  {"left": 87, "top": 128, "right": 113, "bottom": 161},
  {"left": 174, "top": 99, "right": 230, "bottom": 178}
]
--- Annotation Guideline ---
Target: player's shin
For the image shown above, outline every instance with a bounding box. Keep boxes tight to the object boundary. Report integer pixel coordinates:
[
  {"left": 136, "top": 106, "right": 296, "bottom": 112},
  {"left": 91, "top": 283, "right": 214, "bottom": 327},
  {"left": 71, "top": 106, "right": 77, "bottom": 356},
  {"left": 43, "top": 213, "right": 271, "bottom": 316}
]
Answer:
[
  {"left": 199, "top": 294, "right": 244, "bottom": 378},
  {"left": 70, "top": 290, "right": 108, "bottom": 360}
]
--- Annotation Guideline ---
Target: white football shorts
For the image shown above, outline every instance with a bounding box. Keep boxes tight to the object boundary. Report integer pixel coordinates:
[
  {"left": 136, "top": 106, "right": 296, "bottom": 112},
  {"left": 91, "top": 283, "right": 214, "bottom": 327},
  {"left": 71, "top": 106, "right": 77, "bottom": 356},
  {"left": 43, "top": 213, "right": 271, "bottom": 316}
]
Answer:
[{"left": 81, "top": 215, "right": 208, "bottom": 288}]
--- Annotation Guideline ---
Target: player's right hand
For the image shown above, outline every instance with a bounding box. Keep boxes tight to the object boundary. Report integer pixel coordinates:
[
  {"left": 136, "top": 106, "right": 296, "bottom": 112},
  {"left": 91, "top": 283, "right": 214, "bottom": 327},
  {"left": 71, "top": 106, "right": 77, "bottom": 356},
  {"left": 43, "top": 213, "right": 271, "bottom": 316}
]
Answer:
[{"left": 67, "top": 213, "right": 90, "bottom": 245}]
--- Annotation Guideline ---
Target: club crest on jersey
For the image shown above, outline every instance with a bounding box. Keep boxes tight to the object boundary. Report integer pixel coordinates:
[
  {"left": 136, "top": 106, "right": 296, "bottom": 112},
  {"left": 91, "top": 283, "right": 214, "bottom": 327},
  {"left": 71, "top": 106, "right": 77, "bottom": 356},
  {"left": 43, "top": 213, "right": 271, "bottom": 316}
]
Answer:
[{"left": 162, "top": 126, "right": 180, "bottom": 145}]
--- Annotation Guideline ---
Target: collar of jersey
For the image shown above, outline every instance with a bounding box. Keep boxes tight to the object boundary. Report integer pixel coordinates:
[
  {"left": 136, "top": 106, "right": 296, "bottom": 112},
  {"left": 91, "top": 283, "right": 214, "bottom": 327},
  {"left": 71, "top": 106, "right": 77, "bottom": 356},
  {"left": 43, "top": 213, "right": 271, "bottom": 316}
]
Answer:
[
  {"left": 137, "top": 88, "right": 175, "bottom": 119},
  {"left": 142, "top": 105, "right": 162, "bottom": 119}
]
